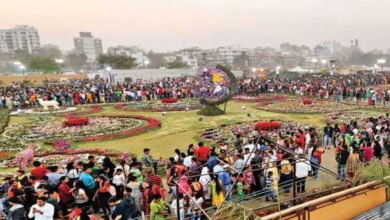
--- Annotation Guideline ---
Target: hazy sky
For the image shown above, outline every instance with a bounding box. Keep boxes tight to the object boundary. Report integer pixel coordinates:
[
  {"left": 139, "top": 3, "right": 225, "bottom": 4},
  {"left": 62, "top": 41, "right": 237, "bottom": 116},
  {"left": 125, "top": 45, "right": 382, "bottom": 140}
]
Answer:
[{"left": 2, "top": 0, "right": 390, "bottom": 52}]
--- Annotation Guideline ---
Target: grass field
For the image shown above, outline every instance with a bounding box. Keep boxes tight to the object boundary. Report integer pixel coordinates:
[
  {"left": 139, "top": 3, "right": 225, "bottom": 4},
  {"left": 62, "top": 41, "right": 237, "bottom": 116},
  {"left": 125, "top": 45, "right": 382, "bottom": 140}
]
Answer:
[{"left": 75, "top": 101, "right": 327, "bottom": 158}]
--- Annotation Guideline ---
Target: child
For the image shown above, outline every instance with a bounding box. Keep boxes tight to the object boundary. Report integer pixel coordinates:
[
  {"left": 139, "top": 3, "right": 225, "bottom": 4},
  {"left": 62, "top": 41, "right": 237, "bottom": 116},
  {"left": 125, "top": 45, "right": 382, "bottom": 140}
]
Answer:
[
  {"left": 189, "top": 193, "right": 204, "bottom": 220},
  {"left": 265, "top": 171, "right": 277, "bottom": 202},
  {"left": 236, "top": 176, "right": 244, "bottom": 203},
  {"left": 112, "top": 168, "right": 125, "bottom": 198},
  {"left": 170, "top": 193, "right": 185, "bottom": 220}
]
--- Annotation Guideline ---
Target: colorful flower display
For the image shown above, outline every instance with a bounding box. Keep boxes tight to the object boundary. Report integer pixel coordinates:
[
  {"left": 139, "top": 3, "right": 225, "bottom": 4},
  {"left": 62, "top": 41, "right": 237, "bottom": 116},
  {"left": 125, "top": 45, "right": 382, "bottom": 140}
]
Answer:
[
  {"left": 233, "top": 94, "right": 288, "bottom": 103},
  {"left": 324, "top": 112, "right": 386, "bottom": 124},
  {"left": 199, "top": 120, "right": 307, "bottom": 145},
  {"left": 302, "top": 98, "right": 313, "bottom": 105},
  {"left": 23, "top": 105, "right": 101, "bottom": 116},
  {"left": 7, "top": 114, "right": 161, "bottom": 142},
  {"left": 116, "top": 99, "right": 203, "bottom": 112},
  {"left": 256, "top": 100, "right": 356, "bottom": 114}
]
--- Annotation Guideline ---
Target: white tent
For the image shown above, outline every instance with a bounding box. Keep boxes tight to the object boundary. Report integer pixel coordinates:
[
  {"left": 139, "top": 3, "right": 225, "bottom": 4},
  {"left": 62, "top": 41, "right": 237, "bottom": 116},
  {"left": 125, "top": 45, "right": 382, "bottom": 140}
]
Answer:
[{"left": 288, "top": 66, "right": 309, "bottom": 73}]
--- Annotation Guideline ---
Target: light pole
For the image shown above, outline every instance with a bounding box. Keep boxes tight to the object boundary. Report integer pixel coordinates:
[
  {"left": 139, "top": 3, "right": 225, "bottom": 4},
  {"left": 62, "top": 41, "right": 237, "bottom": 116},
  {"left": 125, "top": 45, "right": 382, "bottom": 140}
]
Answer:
[
  {"left": 105, "top": 66, "right": 112, "bottom": 83},
  {"left": 377, "top": 59, "right": 386, "bottom": 72},
  {"left": 276, "top": 66, "right": 281, "bottom": 78},
  {"left": 55, "top": 58, "right": 64, "bottom": 74},
  {"left": 311, "top": 58, "right": 318, "bottom": 73},
  {"left": 143, "top": 59, "right": 150, "bottom": 68},
  {"left": 20, "top": 65, "right": 26, "bottom": 75},
  {"left": 251, "top": 67, "right": 257, "bottom": 77}
]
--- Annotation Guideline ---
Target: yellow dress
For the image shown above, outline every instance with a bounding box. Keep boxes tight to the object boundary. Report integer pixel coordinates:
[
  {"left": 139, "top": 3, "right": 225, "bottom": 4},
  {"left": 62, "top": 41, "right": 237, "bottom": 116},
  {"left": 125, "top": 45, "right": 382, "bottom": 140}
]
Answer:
[{"left": 211, "top": 181, "right": 225, "bottom": 206}]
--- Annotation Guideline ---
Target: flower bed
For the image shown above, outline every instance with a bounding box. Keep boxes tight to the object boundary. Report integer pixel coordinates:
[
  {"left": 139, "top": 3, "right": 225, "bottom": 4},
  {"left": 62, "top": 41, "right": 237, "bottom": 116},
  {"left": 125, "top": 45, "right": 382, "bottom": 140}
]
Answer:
[
  {"left": 199, "top": 120, "right": 307, "bottom": 145},
  {"left": 324, "top": 112, "right": 386, "bottom": 124},
  {"left": 6, "top": 114, "right": 161, "bottom": 142},
  {"left": 116, "top": 99, "right": 203, "bottom": 112},
  {"left": 23, "top": 105, "right": 101, "bottom": 116},
  {"left": 233, "top": 94, "right": 288, "bottom": 103},
  {"left": 161, "top": 98, "right": 178, "bottom": 103},
  {"left": 256, "top": 100, "right": 356, "bottom": 114}
]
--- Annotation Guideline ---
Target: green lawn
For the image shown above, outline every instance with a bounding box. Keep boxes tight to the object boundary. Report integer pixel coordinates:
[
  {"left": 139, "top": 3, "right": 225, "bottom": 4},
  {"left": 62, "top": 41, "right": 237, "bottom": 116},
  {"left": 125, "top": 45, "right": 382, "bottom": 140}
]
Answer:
[{"left": 76, "top": 101, "right": 328, "bottom": 158}]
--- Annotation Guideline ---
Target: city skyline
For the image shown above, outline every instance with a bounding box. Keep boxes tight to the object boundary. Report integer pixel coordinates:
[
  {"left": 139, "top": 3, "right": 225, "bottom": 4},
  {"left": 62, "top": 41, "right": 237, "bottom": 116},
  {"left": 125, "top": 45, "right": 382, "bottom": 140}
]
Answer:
[{"left": 2, "top": 0, "right": 390, "bottom": 52}]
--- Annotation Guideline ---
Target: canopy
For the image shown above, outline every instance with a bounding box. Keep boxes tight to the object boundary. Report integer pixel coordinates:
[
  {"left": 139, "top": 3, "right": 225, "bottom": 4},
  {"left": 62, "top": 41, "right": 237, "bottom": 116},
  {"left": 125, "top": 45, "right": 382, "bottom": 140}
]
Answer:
[{"left": 288, "top": 66, "right": 309, "bottom": 73}]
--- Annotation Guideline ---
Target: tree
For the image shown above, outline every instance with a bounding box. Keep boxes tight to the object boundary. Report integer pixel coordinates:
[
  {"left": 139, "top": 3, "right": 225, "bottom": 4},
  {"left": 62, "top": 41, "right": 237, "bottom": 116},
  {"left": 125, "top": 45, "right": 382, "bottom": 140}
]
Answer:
[
  {"left": 147, "top": 51, "right": 166, "bottom": 68},
  {"left": 97, "top": 54, "right": 137, "bottom": 69},
  {"left": 166, "top": 56, "right": 189, "bottom": 69},
  {"left": 14, "top": 49, "right": 32, "bottom": 63},
  {"left": 233, "top": 52, "right": 250, "bottom": 70},
  {"left": 32, "top": 47, "right": 62, "bottom": 58},
  {"left": 65, "top": 53, "right": 88, "bottom": 70},
  {"left": 28, "top": 57, "right": 59, "bottom": 73}
]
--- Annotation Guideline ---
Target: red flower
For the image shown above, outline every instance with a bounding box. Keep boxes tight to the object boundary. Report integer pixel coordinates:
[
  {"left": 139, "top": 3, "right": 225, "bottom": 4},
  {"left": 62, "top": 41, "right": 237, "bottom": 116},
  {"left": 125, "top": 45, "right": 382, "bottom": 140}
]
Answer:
[
  {"left": 63, "top": 117, "right": 89, "bottom": 127},
  {"left": 255, "top": 121, "right": 282, "bottom": 131},
  {"left": 161, "top": 98, "right": 177, "bottom": 103},
  {"left": 303, "top": 98, "right": 313, "bottom": 105}
]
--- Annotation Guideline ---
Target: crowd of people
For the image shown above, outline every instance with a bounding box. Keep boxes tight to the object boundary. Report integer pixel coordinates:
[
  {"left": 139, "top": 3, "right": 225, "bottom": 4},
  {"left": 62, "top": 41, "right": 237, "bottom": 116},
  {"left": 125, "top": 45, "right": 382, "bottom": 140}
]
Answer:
[
  {"left": 1, "top": 73, "right": 390, "bottom": 109},
  {"left": 237, "top": 73, "right": 390, "bottom": 105}
]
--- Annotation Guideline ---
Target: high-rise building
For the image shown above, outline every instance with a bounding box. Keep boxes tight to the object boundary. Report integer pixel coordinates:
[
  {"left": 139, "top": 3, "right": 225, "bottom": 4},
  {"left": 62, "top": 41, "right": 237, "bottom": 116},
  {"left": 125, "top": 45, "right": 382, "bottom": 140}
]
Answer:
[
  {"left": 73, "top": 32, "right": 103, "bottom": 63},
  {"left": 0, "top": 25, "right": 40, "bottom": 53}
]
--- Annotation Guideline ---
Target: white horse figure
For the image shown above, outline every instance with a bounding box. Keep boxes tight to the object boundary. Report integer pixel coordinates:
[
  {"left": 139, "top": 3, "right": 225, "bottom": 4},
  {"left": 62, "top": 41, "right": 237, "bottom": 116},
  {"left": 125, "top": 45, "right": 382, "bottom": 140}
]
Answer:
[{"left": 37, "top": 98, "right": 60, "bottom": 110}]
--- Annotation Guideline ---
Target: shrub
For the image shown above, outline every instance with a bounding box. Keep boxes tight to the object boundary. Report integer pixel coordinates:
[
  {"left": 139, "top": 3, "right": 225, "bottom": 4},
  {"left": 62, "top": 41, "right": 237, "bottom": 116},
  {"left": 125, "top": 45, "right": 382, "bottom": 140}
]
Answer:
[{"left": 197, "top": 105, "right": 225, "bottom": 116}]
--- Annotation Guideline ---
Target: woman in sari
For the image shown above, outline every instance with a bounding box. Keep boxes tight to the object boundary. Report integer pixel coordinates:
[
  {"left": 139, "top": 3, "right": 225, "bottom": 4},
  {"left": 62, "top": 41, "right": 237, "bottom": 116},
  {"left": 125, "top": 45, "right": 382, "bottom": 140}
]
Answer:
[
  {"left": 210, "top": 175, "right": 224, "bottom": 207},
  {"left": 346, "top": 148, "right": 361, "bottom": 178}
]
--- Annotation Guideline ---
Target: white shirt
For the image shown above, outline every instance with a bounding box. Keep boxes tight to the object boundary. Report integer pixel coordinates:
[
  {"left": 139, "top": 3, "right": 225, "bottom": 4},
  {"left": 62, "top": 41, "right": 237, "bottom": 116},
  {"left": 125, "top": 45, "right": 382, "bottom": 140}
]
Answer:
[
  {"left": 28, "top": 203, "right": 54, "bottom": 220},
  {"left": 183, "top": 156, "right": 192, "bottom": 168},
  {"left": 112, "top": 174, "right": 125, "bottom": 186},
  {"left": 295, "top": 160, "right": 312, "bottom": 178}
]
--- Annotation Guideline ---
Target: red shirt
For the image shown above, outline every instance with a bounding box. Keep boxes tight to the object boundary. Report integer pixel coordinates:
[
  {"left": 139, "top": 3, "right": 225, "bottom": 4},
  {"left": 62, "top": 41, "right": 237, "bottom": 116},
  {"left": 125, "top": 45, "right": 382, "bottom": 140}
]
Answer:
[
  {"left": 146, "top": 174, "right": 163, "bottom": 187},
  {"left": 30, "top": 166, "right": 47, "bottom": 179},
  {"left": 196, "top": 146, "right": 210, "bottom": 162},
  {"left": 58, "top": 182, "right": 72, "bottom": 204}
]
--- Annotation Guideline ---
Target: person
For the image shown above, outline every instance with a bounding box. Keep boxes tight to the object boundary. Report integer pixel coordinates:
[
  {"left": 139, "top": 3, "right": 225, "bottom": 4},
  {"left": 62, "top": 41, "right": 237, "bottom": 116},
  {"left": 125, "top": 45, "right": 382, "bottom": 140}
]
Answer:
[
  {"left": 149, "top": 194, "right": 167, "bottom": 220},
  {"left": 170, "top": 193, "right": 185, "bottom": 220},
  {"left": 122, "top": 186, "right": 140, "bottom": 218},
  {"left": 96, "top": 175, "right": 112, "bottom": 215},
  {"left": 15, "top": 170, "right": 28, "bottom": 189},
  {"left": 218, "top": 166, "right": 232, "bottom": 202},
  {"left": 78, "top": 165, "right": 97, "bottom": 212},
  {"left": 28, "top": 196, "right": 55, "bottom": 220},
  {"left": 126, "top": 176, "right": 142, "bottom": 212},
  {"left": 199, "top": 167, "right": 211, "bottom": 202},
  {"left": 210, "top": 175, "right": 224, "bottom": 207},
  {"left": 129, "top": 162, "right": 143, "bottom": 183},
  {"left": 295, "top": 157, "right": 311, "bottom": 194},
  {"left": 323, "top": 124, "right": 334, "bottom": 149},
  {"left": 142, "top": 148, "right": 157, "bottom": 171},
  {"left": 346, "top": 148, "right": 361, "bottom": 178},
  {"left": 7, "top": 197, "right": 25, "bottom": 220},
  {"left": 109, "top": 196, "right": 132, "bottom": 220},
  {"left": 337, "top": 146, "right": 350, "bottom": 180},
  {"left": 196, "top": 142, "right": 210, "bottom": 164},
  {"left": 236, "top": 176, "right": 244, "bottom": 203},
  {"left": 30, "top": 161, "right": 47, "bottom": 180},
  {"left": 265, "top": 171, "right": 277, "bottom": 202},
  {"left": 47, "top": 166, "right": 64, "bottom": 187},
  {"left": 112, "top": 168, "right": 125, "bottom": 198},
  {"left": 58, "top": 176, "right": 73, "bottom": 214},
  {"left": 279, "top": 155, "right": 293, "bottom": 195},
  {"left": 189, "top": 193, "right": 204, "bottom": 220},
  {"left": 72, "top": 180, "right": 89, "bottom": 208}
]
